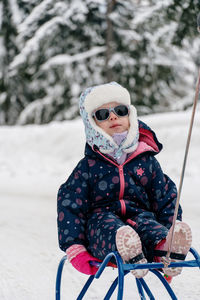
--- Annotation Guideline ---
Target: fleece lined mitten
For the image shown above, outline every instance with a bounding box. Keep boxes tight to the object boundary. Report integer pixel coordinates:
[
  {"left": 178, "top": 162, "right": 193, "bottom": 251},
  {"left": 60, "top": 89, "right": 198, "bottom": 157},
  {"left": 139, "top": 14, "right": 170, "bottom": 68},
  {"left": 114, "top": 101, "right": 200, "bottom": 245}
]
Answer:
[{"left": 66, "top": 244, "right": 100, "bottom": 275}]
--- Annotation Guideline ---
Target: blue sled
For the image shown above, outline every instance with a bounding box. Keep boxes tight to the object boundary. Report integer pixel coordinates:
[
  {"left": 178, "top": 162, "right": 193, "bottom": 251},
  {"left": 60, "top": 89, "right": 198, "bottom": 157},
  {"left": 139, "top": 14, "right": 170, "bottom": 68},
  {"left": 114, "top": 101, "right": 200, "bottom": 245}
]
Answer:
[{"left": 55, "top": 247, "right": 200, "bottom": 300}]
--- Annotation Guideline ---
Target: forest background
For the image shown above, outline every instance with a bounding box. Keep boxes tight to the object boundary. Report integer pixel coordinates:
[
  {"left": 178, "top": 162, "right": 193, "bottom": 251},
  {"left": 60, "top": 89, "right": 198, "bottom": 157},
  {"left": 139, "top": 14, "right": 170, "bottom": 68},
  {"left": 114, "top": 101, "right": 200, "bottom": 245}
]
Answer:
[
  {"left": 0, "top": 0, "right": 200, "bottom": 126},
  {"left": 1, "top": 2, "right": 200, "bottom": 299}
]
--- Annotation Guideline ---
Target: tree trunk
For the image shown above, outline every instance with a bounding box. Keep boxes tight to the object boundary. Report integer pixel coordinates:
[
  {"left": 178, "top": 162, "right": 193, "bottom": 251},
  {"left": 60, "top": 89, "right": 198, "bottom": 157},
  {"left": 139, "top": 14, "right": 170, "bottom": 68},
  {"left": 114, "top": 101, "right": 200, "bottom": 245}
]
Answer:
[{"left": 105, "top": 0, "right": 116, "bottom": 82}]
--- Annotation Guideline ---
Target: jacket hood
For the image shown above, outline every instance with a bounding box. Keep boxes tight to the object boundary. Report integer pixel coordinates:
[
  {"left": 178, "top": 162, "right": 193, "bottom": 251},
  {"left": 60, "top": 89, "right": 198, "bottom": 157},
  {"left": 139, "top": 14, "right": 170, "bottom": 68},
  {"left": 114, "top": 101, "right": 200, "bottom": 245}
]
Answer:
[{"left": 79, "top": 82, "right": 139, "bottom": 157}]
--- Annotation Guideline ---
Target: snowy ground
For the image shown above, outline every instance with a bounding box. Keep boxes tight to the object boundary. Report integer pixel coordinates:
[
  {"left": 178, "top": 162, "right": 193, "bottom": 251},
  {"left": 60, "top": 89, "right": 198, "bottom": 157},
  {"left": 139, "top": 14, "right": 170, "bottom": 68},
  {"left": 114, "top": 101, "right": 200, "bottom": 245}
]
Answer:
[{"left": 0, "top": 107, "right": 200, "bottom": 300}]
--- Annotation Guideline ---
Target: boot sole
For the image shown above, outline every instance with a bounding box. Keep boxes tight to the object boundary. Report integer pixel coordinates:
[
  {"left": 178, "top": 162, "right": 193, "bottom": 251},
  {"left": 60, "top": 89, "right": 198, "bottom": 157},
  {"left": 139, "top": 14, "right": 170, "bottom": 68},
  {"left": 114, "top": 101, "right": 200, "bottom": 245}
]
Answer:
[
  {"left": 116, "top": 225, "right": 148, "bottom": 278},
  {"left": 163, "top": 222, "right": 192, "bottom": 277}
]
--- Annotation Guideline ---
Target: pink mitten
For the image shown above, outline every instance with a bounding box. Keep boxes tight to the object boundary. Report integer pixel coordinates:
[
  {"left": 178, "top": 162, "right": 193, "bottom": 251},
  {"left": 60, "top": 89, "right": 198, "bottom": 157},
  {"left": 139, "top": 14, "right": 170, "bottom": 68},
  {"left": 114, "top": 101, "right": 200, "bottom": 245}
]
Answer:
[
  {"left": 66, "top": 244, "right": 101, "bottom": 275},
  {"left": 71, "top": 251, "right": 101, "bottom": 275}
]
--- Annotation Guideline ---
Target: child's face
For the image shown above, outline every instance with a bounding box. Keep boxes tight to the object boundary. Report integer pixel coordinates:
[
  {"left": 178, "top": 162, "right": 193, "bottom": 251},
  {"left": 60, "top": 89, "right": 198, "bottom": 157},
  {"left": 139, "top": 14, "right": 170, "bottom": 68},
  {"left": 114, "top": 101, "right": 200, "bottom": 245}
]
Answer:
[{"left": 93, "top": 102, "right": 130, "bottom": 136}]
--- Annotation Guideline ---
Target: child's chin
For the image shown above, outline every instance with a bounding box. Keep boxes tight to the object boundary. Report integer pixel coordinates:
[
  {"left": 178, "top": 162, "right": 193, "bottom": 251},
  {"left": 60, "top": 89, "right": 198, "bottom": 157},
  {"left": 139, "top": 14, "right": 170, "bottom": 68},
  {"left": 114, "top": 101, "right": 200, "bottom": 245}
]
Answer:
[{"left": 111, "top": 128, "right": 124, "bottom": 134}]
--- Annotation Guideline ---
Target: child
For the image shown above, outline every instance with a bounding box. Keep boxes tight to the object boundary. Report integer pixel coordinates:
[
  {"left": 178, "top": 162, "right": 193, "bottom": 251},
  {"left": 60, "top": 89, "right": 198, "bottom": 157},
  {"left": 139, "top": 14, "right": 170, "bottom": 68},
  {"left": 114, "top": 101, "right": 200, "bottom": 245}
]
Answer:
[{"left": 57, "top": 82, "right": 192, "bottom": 278}]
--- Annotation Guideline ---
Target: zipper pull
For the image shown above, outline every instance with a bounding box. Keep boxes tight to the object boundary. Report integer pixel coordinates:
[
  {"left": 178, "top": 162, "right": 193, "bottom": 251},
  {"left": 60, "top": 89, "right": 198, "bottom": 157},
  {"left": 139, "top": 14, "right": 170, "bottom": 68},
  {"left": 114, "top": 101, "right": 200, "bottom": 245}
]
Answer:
[{"left": 119, "top": 166, "right": 123, "bottom": 174}]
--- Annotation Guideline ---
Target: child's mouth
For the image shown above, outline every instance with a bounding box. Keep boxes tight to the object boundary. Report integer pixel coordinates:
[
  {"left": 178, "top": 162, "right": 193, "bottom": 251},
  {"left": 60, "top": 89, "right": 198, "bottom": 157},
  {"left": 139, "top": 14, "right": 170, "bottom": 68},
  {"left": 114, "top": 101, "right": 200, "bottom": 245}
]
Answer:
[{"left": 110, "top": 124, "right": 121, "bottom": 128}]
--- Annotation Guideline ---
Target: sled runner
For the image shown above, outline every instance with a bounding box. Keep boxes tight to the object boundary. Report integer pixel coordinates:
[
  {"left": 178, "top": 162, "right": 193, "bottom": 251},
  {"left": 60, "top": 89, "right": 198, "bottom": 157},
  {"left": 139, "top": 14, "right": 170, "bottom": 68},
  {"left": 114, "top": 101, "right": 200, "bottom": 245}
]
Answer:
[{"left": 55, "top": 247, "right": 200, "bottom": 300}]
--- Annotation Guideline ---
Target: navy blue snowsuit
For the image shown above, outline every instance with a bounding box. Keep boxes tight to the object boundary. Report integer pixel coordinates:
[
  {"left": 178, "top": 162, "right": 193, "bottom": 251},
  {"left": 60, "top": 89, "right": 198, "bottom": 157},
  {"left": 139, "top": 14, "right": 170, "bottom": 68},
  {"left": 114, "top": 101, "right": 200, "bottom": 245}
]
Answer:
[{"left": 57, "top": 121, "right": 182, "bottom": 262}]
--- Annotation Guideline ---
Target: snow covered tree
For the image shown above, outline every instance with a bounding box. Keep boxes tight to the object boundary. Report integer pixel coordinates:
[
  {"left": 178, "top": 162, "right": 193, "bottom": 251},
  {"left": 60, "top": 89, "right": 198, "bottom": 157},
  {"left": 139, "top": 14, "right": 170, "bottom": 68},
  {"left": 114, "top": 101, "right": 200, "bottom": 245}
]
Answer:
[
  {"left": 0, "top": 0, "right": 19, "bottom": 123},
  {"left": 112, "top": 0, "right": 200, "bottom": 114},
  {"left": 0, "top": 0, "right": 199, "bottom": 124},
  {"left": 167, "top": 0, "right": 200, "bottom": 46},
  {"left": 4, "top": 0, "right": 108, "bottom": 124}
]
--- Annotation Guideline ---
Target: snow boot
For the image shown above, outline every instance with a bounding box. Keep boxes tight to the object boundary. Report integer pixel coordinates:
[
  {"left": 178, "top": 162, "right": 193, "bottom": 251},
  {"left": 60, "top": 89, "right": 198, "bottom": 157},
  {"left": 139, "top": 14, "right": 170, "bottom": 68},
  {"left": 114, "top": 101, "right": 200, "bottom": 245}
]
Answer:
[
  {"left": 154, "top": 221, "right": 192, "bottom": 277},
  {"left": 116, "top": 225, "right": 148, "bottom": 278}
]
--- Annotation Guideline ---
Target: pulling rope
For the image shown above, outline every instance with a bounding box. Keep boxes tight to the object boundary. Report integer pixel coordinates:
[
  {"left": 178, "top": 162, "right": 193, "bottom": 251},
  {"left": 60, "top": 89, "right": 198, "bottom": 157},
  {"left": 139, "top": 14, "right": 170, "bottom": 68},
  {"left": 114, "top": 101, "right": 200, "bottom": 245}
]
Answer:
[
  {"left": 162, "top": 13, "right": 200, "bottom": 266},
  {"left": 163, "top": 68, "right": 200, "bottom": 266}
]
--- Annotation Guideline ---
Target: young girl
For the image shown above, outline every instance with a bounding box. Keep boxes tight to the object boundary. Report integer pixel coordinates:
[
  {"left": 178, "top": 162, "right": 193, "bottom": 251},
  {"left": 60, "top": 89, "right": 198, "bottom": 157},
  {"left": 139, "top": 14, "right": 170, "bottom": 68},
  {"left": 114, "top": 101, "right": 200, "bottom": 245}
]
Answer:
[{"left": 57, "top": 82, "right": 192, "bottom": 278}]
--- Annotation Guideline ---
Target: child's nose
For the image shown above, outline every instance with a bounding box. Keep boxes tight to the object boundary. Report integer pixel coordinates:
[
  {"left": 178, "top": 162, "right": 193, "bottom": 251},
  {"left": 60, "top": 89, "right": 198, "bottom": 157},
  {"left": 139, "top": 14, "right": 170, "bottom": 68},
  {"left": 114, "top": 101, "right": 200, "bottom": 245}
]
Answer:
[{"left": 109, "top": 111, "right": 118, "bottom": 120}]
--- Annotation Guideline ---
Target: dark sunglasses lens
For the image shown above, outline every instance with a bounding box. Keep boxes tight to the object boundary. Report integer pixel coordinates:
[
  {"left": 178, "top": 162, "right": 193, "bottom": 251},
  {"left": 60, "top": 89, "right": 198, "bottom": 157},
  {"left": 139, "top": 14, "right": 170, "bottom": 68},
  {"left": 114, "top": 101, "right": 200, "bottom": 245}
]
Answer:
[
  {"left": 114, "top": 105, "right": 128, "bottom": 116},
  {"left": 95, "top": 109, "right": 109, "bottom": 121}
]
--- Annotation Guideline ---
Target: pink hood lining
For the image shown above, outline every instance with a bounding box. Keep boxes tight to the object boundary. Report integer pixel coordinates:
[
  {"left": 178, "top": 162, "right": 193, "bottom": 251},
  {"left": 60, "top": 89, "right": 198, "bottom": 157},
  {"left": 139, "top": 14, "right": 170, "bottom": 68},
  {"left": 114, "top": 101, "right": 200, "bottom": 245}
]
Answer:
[
  {"left": 139, "top": 128, "right": 159, "bottom": 152},
  {"left": 125, "top": 127, "right": 159, "bottom": 162}
]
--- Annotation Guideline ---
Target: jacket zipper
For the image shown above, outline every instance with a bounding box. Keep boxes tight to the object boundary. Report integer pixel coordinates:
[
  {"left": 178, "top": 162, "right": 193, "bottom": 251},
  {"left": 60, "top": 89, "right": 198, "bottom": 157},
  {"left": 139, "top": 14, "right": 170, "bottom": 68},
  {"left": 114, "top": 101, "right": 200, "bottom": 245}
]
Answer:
[
  {"left": 95, "top": 150, "right": 126, "bottom": 216},
  {"left": 118, "top": 165, "right": 126, "bottom": 215},
  {"left": 117, "top": 153, "right": 140, "bottom": 215},
  {"left": 94, "top": 144, "right": 157, "bottom": 216}
]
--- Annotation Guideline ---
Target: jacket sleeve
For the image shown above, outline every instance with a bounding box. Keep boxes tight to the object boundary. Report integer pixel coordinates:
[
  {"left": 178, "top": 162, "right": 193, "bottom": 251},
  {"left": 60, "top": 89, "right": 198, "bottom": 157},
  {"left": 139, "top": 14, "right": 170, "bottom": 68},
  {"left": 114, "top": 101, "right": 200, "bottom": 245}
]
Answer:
[
  {"left": 57, "top": 159, "right": 90, "bottom": 252},
  {"left": 148, "top": 156, "right": 182, "bottom": 229}
]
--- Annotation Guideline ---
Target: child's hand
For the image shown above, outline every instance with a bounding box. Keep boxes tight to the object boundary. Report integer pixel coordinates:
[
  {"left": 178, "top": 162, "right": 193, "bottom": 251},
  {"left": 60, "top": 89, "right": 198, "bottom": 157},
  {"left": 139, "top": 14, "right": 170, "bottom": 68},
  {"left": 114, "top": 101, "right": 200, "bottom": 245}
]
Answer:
[
  {"left": 66, "top": 244, "right": 101, "bottom": 275},
  {"left": 70, "top": 251, "right": 101, "bottom": 275}
]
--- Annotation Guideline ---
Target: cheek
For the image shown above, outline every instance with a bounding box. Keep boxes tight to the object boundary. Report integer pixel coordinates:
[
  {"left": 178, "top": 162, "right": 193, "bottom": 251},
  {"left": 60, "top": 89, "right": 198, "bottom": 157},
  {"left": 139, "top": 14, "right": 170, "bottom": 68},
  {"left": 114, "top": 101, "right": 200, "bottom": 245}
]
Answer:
[
  {"left": 96, "top": 121, "right": 109, "bottom": 133},
  {"left": 97, "top": 122, "right": 106, "bottom": 130},
  {"left": 125, "top": 118, "right": 130, "bottom": 129},
  {"left": 95, "top": 119, "right": 104, "bottom": 129}
]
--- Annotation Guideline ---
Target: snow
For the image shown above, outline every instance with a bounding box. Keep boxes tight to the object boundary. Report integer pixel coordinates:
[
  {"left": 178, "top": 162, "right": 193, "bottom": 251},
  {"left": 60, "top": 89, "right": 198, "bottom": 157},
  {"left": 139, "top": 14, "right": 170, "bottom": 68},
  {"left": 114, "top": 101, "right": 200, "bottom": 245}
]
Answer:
[
  {"left": 0, "top": 108, "right": 200, "bottom": 299},
  {"left": 41, "top": 47, "right": 106, "bottom": 70},
  {"left": 132, "top": 1, "right": 174, "bottom": 26},
  {"left": 9, "top": 0, "right": 23, "bottom": 25},
  {"left": 17, "top": 0, "right": 58, "bottom": 36},
  {"left": 10, "top": 15, "right": 68, "bottom": 71}
]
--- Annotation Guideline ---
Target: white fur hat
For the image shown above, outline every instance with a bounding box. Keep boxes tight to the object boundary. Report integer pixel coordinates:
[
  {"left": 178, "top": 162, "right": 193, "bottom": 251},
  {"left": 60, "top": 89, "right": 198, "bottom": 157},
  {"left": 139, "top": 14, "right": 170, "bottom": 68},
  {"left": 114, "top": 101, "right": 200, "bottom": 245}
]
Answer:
[
  {"left": 84, "top": 82, "right": 131, "bottom": 114},
  {"left": 79, "top": 82, "right": 139, "bottom": 155}
]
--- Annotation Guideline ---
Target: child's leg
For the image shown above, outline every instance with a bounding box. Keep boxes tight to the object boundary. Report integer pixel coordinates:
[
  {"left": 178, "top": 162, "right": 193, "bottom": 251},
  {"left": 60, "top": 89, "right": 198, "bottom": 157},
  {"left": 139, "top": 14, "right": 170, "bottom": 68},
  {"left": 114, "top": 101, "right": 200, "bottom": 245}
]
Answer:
[
  {"left": 87, "top": 212, "right": 125, "bottom": 260},
  {"left": 154, "top": 221, "right": 192, "bottom": 277},
  {"left": 126, "top": 212, "right": 169, "bottom": 261},
  {"left": 87, "top": 212, "right": 148, "bottom": 278}
]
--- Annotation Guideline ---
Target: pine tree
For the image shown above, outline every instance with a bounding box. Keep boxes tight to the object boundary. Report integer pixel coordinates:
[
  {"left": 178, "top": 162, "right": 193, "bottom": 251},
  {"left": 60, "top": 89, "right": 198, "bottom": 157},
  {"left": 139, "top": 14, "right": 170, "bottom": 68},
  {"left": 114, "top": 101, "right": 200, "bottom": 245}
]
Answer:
[
  {"left": 0, "top": 0, "right": 199, "bottom": 124},
  {"left": 5, "top": 0, "right": 108, "bottom": 124},
  {"left": 0, "top": 0, "right": 19, "bottom": 124},
  {"left": 120, "top": 0, "right": 200, "bottom": 113},
  {"left": 167, "top": 0, "right": 200, "bottom": 46}
]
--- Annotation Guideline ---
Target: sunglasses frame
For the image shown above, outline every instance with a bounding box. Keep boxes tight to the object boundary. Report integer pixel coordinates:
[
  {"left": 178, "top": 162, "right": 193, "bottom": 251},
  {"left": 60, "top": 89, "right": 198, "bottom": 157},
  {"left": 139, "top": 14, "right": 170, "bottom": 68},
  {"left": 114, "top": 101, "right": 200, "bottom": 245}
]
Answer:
[{"left": 92, "top": 105, "right": 130, "bottom": 122}]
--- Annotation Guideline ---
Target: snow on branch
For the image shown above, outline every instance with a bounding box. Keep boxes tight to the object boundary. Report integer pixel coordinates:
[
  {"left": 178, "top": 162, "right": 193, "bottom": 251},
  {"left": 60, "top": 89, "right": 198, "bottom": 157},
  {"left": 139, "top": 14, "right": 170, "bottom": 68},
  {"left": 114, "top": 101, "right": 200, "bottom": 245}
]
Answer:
[
  {"left": 9, "top": 16, "right": 68, "bottom": 72},
  {"left": 18, "top": 0, "right": 66, "bottom": 36},
  {"left": 9, "top": 0, "right": 23, "bottom": 25},
  {"left": 132, "top": 0, "right": 174, "bottom": 26},
  {"left": 41, "top": 46, "right": 106, "bottom": 70},
  {"left": 17, "top": 96, "right": 51, "bottom": 125}
]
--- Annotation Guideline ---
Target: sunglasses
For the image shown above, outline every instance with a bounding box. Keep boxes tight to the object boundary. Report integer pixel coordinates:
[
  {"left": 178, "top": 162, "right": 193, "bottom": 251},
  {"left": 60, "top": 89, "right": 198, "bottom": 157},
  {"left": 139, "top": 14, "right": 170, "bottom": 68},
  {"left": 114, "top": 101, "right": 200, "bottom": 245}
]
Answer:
[{"left": 92, "top": 105, "right": 129, "bottom": 122}]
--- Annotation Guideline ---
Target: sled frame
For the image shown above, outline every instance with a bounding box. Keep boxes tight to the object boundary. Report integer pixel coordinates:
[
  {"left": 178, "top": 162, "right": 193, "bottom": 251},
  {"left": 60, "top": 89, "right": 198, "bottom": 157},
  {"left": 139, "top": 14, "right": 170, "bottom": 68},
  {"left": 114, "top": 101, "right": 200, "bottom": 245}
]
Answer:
[{"left": 55, "top": 247, "right": 200, "bottom": 300}]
